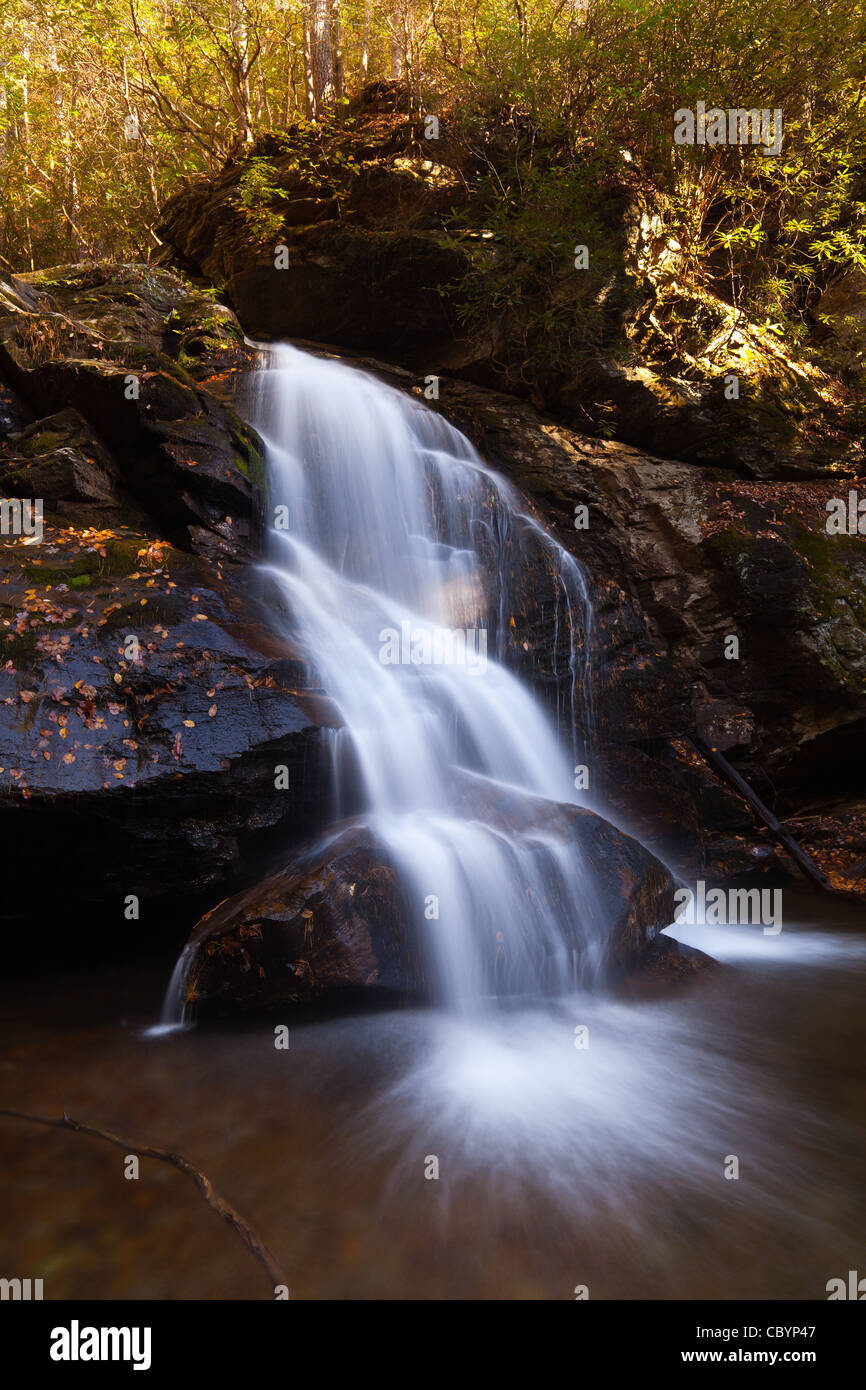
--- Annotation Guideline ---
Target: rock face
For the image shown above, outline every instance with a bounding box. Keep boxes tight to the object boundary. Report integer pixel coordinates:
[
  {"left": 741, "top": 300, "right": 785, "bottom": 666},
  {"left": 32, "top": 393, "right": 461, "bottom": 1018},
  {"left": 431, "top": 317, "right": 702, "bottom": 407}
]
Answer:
[
  {"left": 426, "top": 376, "right": 866, "bottom": 889},
  {"left": 0, "top": 263, "right": 333, "bottom": 953},
  {"left": 0, "top": 258, "right": 698, "bottom": 1006},
  {"left": 290, "top": 345, "right": 866, "bottom": 891},
  {"left": 1, "top": 252, "right": 858, "bottom": 1005},
  {"left": 0, "top": 263, "right": 262, "bottom": 562},
  {"left": 155, "top": 85, "right": 472, "bottom": 361},
  {"left": 180, "top": 783, "right": 680, "bottom": 1017},
  {"left": 145, "top": 81, "right": 866, "bottom": 896}
]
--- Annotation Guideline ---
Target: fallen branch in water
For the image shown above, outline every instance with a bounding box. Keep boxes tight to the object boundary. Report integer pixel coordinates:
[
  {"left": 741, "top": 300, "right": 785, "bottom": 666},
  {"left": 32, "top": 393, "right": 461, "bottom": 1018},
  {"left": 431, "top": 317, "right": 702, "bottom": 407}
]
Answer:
[
  {"left": 0, "top": 1107, "right": 288, "bottom": 1295},
  {"left": 690, "top": 733, "right": 833, "bottom": 893}
]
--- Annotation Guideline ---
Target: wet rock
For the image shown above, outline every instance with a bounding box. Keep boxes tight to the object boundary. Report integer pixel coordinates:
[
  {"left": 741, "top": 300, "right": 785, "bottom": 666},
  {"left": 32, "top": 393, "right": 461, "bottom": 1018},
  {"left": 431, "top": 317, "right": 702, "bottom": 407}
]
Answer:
[
  {"left": 0, "top": 522, "right": 331, "bottom": 925},
  {"left": 183, "top": 823, "right": 424, "bottom": 1015},
  {"left": 412, "top": 374, "right": 866, "bottom": 858},
  {"left": 0, "top": 264, "right": 333, "bottom": 948},
  {"left": 181, "top": 779, "right": 679, "bottom": 1015},
  {"left": 0, "top": 262, "right": 262, "bottom": 563},
  {"left": 615, "top": 933, "right": 720, "bottom": 995}
]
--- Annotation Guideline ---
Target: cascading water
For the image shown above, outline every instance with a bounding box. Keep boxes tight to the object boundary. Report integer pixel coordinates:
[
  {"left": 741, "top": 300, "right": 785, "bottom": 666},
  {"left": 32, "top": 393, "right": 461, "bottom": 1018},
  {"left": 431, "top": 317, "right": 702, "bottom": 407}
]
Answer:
[{"left": 159, "top": 343, "right": 607, "bottom": 1025}]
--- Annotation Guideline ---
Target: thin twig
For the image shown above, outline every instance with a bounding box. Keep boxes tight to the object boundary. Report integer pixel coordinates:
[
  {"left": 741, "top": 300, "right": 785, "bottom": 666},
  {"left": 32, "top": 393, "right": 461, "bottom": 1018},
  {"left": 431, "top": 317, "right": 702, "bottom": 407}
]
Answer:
[{"left": 0, "top": 1108, "right": 288, "bottom": 1295}]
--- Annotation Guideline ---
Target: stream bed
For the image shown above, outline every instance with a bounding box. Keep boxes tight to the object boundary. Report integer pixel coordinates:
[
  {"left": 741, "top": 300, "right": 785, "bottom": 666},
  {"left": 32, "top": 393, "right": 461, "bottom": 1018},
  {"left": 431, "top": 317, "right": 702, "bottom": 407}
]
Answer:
[{"left": 1, "top": 889, "right": 864, "bottom": 1300}]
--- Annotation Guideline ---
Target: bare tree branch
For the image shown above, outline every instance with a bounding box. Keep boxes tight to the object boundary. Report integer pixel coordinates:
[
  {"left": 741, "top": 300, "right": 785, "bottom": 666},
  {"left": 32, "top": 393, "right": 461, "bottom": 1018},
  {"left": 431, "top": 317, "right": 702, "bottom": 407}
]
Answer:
[{"left": 0, "top": 1108, "right": 289, "bottom": 1296}]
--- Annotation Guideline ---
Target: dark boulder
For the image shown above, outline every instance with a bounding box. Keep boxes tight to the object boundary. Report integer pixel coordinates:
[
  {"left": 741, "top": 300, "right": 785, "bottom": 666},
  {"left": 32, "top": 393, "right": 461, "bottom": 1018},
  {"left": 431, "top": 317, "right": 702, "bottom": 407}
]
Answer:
[
  {"left": 180, "top": 776, "right": 679, "bottom": 1016},
  {"left": 0, "top": 263, "right": 333, "bottom": 955}
]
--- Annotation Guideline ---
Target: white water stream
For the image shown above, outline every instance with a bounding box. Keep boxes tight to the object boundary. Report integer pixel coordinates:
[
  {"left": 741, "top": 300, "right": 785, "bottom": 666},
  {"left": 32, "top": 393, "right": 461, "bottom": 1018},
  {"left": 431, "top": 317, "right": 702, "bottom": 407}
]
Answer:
[{"left": 160, "top": 344, "right": 611, "bottom": 1023}]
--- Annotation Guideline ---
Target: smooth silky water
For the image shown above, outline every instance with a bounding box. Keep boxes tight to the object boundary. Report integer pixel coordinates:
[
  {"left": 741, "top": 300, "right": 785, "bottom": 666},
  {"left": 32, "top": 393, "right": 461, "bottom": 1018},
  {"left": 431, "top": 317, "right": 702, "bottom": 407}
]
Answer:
[
  {"left": 3, "top": 347, "right": 863, "bottom": 1298},
  {"left": 160, "top": 342, "right": 600, "bottom": 1023},
  {"left": 252, "top": 344, "right": 601, "bottom": 1008},
  {"left": 2, "top": 897, "right": 864, "bottom": 1297}
]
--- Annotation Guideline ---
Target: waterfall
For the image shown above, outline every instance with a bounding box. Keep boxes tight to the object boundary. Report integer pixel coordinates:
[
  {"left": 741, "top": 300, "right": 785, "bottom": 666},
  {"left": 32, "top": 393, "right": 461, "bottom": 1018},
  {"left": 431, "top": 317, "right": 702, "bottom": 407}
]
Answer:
[{"left": 158, "top": 343, "right": 604, "bottom": 1025}]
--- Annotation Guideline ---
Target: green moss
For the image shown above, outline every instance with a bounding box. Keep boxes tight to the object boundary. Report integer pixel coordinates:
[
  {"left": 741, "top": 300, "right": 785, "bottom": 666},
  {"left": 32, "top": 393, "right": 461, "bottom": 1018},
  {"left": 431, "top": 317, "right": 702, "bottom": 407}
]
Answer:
[
  {"left": 22, "top": 535, "right": 148, "bottom": 586},
  {"left": 790, "top": 519, "right": 866, "bottom": 622},
  {"left": 230, "top": 419, "right": 266, "bottom": 491},
  {"left": 702, "top": 525, "right": 761, "bottom": 566},
  {"left": 24, "top": 553, "right": 100, "bottom": 584},
  {"left": 14, "top": 429, "right": 68, "bottom": 459}
]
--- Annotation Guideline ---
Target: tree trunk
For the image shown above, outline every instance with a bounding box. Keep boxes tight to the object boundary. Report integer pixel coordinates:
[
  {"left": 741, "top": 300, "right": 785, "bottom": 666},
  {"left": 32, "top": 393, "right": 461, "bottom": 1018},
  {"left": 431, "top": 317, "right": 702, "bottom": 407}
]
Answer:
[
  {"left": 360, "top": 0, "right": 372, "bottom": 80},
  {"left": 311, "top": 0, "right": 335, "bottom": 116},
  {"left": 302, "top": 1, "right": 316, "bottom": 119},
  {"left": 228, "top": 4, "right": 254, "bottom": 144},
  {"left": 20, "top": 62, "right": 34, "bottom": 269},
  {"left": 390, "top": 3, "right": 403, "bottom": 80},
  {"left": 330, "top": 0, "right": 344, "bottom": 109},
  {"left": 690, "top": 735, "right": 833, "bottom": 893}
]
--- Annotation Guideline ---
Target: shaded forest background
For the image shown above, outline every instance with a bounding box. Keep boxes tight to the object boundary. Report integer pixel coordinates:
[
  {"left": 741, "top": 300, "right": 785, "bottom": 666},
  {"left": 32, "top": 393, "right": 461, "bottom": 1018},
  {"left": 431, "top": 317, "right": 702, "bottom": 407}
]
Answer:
[{"left": 1, "top": 1, "right": 866, "bottom": 381}]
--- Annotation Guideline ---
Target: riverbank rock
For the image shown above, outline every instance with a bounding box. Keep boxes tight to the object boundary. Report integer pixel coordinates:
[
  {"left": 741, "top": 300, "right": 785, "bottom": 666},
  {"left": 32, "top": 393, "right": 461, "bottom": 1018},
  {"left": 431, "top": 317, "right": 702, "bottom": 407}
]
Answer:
[
  {"left": 0, "top": 262, "right": 261, "bottom": 562},
  {"left": 615, "top": 933, "right": 721, "bottom": 997}
]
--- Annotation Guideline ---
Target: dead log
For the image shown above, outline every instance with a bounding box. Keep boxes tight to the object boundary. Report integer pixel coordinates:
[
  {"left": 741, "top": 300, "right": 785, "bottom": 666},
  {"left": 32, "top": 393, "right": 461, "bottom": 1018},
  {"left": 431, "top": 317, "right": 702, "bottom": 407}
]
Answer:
[{"left": 689, "top": 733, "right": 832, "bottom": 893}]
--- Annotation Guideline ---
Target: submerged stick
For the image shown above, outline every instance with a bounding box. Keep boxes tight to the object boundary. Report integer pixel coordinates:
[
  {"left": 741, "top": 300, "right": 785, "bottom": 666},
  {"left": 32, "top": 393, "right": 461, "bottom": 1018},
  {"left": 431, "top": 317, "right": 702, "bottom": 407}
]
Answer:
[
  {"left": 690, "top": 733, "right": 833, "bottom": 893},
  {"left": 0, "top": 1108, "right": 288, "bottom": 1295}
]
